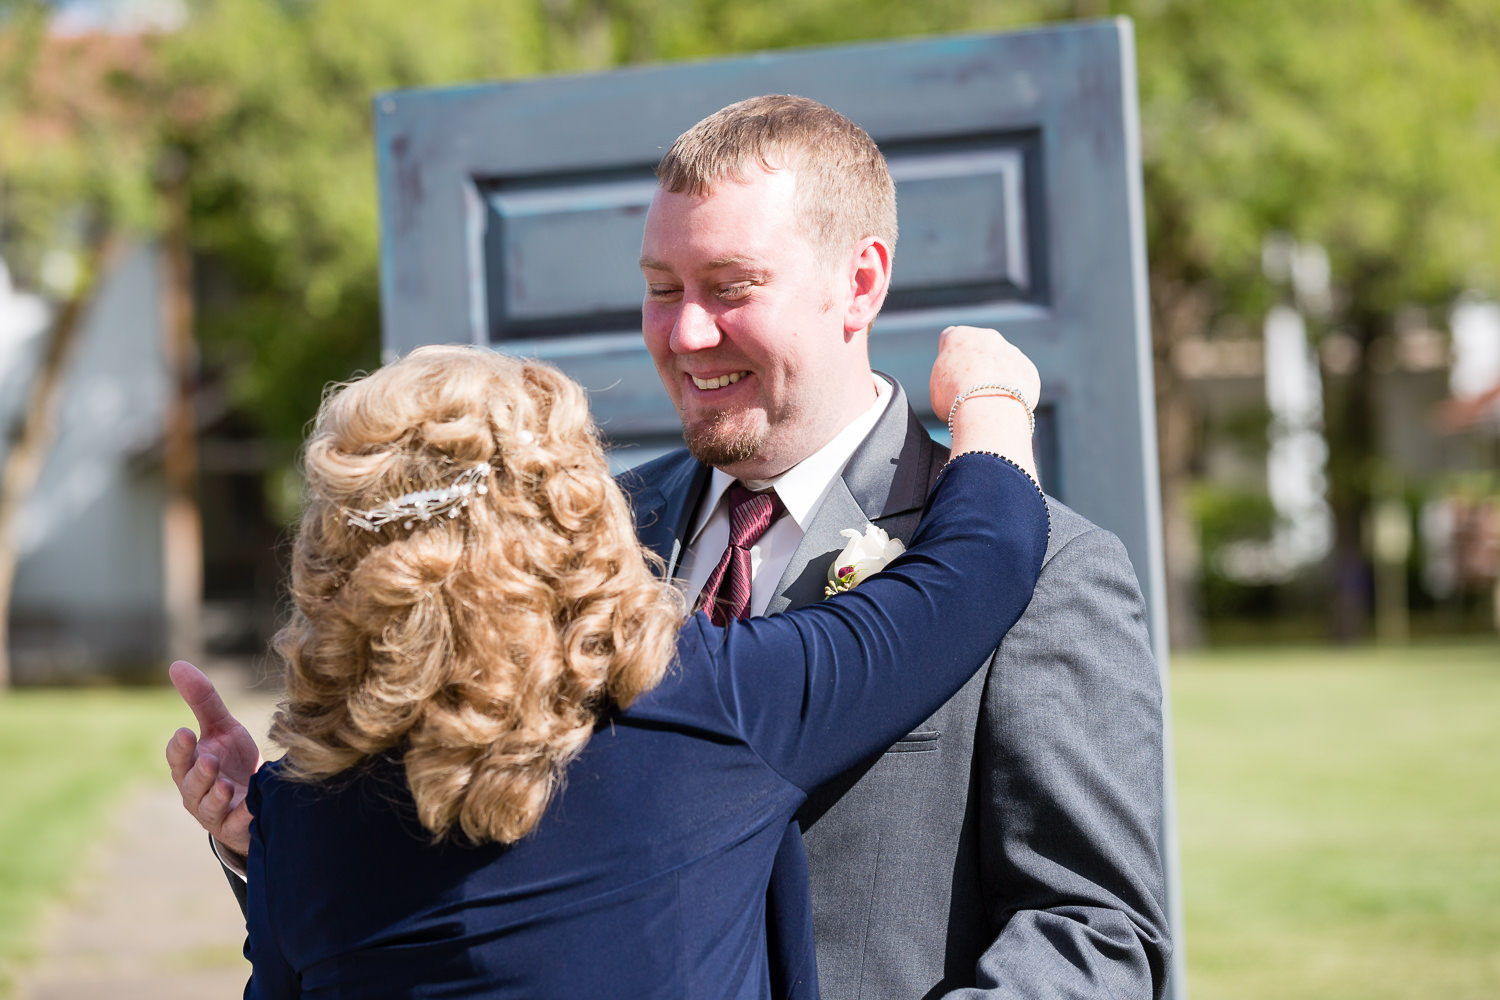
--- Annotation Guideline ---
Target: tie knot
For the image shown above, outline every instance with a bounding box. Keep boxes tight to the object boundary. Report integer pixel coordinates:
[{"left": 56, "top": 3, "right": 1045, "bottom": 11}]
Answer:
[{"left": 725, "top": 484, "right": 784, "bottom": 548}]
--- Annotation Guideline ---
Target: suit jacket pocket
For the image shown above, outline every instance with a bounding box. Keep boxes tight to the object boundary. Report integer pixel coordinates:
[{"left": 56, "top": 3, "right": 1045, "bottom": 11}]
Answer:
[{"left": 884, "top": 729, "right": 940, "bottom": 754}]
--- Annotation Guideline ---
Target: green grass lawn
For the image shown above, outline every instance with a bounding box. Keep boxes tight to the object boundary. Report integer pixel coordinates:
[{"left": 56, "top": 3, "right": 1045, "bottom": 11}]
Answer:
[
  {"left": 1172, "top": 637, "right": 1500, "bottom": 1000},
  {"left": 0, "top": 686, "right": 190, "bottom": 996}
]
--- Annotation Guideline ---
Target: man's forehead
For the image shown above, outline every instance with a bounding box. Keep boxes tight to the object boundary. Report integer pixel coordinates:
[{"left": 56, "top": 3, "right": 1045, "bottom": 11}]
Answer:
[{"left": 639, "top": 171, "right": 803, "bottom": 271}]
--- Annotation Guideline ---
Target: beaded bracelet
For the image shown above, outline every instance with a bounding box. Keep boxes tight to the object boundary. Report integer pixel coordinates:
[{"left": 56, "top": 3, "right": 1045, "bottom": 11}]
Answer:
[{"left": 946, "top": 383, "right": 1036, "bottom": 438}]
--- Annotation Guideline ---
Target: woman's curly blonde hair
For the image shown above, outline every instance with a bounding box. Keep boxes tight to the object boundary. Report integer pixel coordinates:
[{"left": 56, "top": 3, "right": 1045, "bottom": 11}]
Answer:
[{"left": 270, "top": 345, "right": 684, "bottom": 845}]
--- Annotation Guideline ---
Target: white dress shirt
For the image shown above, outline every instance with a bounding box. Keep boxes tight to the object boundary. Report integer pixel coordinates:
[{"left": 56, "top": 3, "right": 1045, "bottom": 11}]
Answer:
[{"left": 679, "top": 375, "right": 894, "bottom": 617}]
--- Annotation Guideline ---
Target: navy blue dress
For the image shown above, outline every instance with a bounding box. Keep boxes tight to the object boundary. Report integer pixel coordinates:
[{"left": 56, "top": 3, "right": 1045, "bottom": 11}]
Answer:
[{"left": 244, "top": 455, "right": 1047, "bottom": 999}]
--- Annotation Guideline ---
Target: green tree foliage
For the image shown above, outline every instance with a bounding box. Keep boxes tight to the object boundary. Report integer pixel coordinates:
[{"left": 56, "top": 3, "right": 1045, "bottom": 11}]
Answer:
[
  {"left": 155, "top": 0, "right": 572, "bottom": 453},
  {"left": 0, "top": 2, "right": 159, "bottom": 278},
  {"left": 1130, "top": 0, "right": 1500, "bottom": 341}
]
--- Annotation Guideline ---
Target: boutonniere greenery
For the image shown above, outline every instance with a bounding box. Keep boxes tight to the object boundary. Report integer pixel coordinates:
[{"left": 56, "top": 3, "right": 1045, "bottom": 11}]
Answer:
[{"left": 824, "top": 524, "right": 906, "bottom": 597}]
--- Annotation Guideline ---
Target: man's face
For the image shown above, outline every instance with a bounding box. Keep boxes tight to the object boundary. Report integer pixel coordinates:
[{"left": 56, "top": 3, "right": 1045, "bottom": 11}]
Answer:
[{"left": 639, "top": 165, "right": 868, "bottom": 479}]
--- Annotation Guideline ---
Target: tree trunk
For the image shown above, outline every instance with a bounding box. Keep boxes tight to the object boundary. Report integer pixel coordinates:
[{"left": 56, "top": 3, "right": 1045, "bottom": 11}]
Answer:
[
  {"left": 1323, "top": 296, "right": 1384, "bottom": 643},
  {"left": 0, "top": 231, "right": 122, "bottom": 688},
  {"left": 160, "top": 162, "right": 203, "bottom": 665},
  {"left": 1151, "top": 272, "right": 1211, "bottom": 651}
]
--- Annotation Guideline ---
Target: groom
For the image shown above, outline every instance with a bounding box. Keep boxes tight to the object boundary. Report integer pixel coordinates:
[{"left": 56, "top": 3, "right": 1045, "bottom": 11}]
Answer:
[
  {"left": 169, "top": 96, "right": 1170, "bottom": 997},
  {"left": 622, "top": 95, "right": 1169, "bottom": 998}
]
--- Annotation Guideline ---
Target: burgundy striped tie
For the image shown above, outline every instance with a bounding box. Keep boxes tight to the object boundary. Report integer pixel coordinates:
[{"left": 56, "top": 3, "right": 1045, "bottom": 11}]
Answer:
[{"left": 697, "top": 484, "right": 785, "bottom": 626}]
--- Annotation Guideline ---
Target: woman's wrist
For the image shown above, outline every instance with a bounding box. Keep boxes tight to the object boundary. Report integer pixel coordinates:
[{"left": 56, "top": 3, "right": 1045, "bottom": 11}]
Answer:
[
  {"left": 948, "top": 394, "right": 1037, "bottom": 481},
  {"left": 946, "top": 383, "right": 1034, "bottom": 437}
]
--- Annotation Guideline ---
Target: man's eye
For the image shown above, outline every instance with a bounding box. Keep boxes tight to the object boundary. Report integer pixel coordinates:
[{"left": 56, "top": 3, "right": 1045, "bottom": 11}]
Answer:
[
  {"left": 646, "top": 286, "right": 682, "bottom": 301},
  {"left": 717, "top": 283, "right": 752, "bottom": 301}
]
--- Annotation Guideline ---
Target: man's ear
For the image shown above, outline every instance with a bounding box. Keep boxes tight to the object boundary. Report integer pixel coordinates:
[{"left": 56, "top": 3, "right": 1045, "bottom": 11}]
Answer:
[{"left": 843, "top": 237, "right": 893, "bottom": 336}]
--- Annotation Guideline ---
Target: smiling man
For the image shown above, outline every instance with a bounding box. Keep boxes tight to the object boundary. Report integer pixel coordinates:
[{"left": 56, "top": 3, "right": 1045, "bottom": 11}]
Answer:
[{"left": 618, "top": 96, "right": 1172, "bottom": 1000}]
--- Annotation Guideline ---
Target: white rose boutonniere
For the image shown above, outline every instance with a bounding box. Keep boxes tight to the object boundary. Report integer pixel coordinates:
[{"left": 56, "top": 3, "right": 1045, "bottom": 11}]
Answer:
[{"left": 824, "top": 524, "right": 906, "bottom": 597}]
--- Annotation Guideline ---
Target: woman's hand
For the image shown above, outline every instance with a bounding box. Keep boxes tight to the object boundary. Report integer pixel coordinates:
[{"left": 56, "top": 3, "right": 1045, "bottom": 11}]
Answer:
[{"left": 929, "top": 325, "right": 1041, "bottom": 481}]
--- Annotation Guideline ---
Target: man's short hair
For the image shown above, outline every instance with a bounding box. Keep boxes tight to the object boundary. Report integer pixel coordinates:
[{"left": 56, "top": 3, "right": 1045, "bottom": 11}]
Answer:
[{"left": 656, "top": 95, "right": 898, "bottom": 265}]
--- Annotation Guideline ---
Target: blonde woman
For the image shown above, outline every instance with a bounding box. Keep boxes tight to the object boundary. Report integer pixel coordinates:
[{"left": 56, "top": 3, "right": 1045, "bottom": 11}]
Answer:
[{"left": 242, "top": 329, "right": 1045, "bottom": 998}]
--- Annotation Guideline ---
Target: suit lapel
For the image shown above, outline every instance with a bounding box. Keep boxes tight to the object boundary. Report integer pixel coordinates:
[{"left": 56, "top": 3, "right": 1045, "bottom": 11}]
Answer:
[
  {"left": 620, "top": 453, "right": 710, "bottom": 580},
  {"left": 766, "top": 376, "right": 943, "bottom": 615}
]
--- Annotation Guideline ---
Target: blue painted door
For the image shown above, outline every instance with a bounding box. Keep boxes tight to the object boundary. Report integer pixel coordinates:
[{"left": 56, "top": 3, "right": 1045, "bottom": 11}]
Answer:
[{"left": 376, "top": 20, "right": 1181, "bottom": 997}]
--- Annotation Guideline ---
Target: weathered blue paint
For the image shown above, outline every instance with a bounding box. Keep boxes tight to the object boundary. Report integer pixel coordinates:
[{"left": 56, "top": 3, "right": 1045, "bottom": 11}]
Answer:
[{"left": 375, "top": 20, "right": 1183, "bottom": 997}]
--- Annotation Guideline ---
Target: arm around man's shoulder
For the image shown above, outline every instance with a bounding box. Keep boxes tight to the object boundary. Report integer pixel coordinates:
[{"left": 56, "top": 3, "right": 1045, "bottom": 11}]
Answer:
[{"left": 968, "top": 498, "right": 1172, "bottom": 999}]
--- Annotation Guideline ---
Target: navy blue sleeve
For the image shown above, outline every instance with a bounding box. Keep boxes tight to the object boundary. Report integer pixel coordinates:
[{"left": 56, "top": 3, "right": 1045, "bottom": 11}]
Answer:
[
  {"left": 244, "top": 769, "right": 301, "bottom": 999},
  {"left": 695, "top": 453, "right": 1048, "bottom": 792}
]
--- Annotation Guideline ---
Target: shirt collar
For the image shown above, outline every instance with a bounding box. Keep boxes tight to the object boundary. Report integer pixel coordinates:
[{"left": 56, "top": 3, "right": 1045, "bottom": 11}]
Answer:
[{"left": 689, "top": 374, "right": 894, "bottom": 544}]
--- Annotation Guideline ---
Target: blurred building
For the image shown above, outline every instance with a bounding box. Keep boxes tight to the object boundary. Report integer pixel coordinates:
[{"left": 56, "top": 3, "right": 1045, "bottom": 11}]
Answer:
[
  {"left": 1439, "top": 298, "right": 1500, "bottom": 434},
  {"left": 1429, "top": 298, "right": 1500, "bottom": 627},
  {"left": 1, "top": 247, "right": 173, "bottom": 679},
  {"left": 1178, "top": 287, "right": 1499, "bottom": 634}
]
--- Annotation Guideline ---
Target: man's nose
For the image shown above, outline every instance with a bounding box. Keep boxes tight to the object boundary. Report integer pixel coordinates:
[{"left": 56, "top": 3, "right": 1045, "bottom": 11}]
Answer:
[{"left": 670, "top": 299, "right": 722, "bottom": 353}]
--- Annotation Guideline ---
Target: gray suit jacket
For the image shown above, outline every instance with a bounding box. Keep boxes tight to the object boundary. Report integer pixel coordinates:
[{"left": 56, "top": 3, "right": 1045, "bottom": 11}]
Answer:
[{"left": 620, "top": 378, "right": 1171, "bottom": 1000}]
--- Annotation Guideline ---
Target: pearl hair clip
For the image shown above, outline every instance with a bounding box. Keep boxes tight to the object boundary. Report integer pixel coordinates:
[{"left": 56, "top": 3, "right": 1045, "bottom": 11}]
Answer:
[{"left": 345, "top": 462, "right": 492, "bottom": 533}]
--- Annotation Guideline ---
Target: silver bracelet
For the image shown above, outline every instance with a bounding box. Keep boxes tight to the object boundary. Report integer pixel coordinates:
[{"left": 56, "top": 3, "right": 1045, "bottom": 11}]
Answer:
[{"left": 946, "top": 383, "right": 1036, "bottom": 438}]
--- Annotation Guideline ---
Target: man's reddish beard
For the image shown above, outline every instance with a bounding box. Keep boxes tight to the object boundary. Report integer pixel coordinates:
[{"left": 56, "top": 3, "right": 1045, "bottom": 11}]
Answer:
[{"left": 683, "top": 407, "right": 765, "bottom": 468}]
